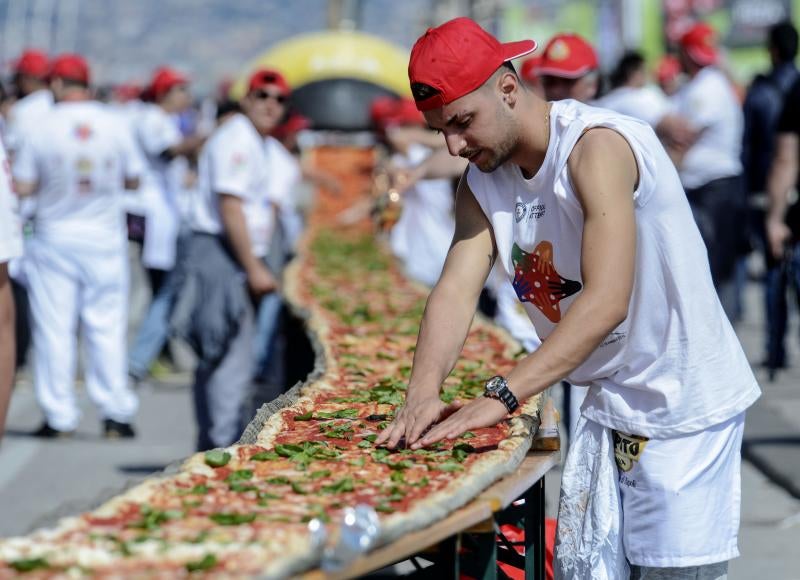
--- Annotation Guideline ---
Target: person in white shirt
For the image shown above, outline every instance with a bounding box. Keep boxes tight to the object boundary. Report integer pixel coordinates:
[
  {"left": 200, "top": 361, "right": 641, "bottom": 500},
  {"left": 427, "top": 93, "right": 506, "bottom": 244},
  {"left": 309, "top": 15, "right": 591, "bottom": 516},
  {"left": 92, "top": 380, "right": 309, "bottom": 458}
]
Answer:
[
  {"left": 672, "top": 22, "right": 749, "bottom": 320},
  {"left": 5, "top": 50, "right": 53, "bottom": 155},
  {"left": 13, "top": 54, "right": 144, "bottom": 439},
  {"left": 376, "top": 18, "right": 760, "bottom": 578},
  {"left": 128, "top": 67, "right": 204, "bottom": 382},
  {"left": 0, "top": 141, "right": 23, "bottom": 442},
  {"left": 174, "top": 69, "right": 285, "bottom": 450}
]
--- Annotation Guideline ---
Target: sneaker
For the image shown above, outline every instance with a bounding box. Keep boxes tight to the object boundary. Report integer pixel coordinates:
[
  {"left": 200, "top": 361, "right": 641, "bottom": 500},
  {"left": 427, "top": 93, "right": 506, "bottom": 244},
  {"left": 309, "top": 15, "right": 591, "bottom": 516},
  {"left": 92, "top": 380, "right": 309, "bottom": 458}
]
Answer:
[
  {"left": 103, "top": 419, "right": 136, "bottom": 439},
  {"left": 32, "top": 422, "right": 73, "bottom": 439}
]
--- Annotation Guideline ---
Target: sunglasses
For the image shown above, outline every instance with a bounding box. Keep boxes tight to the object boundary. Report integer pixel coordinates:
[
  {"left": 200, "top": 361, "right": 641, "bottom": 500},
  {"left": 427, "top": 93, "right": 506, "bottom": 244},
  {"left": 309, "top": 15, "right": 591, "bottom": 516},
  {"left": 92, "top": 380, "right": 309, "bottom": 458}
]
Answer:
[{"left": 250, "top": 89, "right": 287, "bottom": 104}]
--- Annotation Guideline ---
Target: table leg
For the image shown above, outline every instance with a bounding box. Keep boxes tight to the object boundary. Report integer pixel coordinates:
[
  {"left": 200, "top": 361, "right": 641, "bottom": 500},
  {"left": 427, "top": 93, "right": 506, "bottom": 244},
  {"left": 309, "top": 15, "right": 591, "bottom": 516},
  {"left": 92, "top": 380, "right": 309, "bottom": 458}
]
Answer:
[{"left": 524, "top": 477, "right": 546, "bottom": 580}]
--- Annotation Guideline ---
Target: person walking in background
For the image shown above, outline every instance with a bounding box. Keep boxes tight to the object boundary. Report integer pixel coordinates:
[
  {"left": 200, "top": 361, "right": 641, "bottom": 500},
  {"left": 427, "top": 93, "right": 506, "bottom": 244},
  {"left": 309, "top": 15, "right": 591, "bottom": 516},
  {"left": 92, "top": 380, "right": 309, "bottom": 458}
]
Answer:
[
  {"left": 127, "top": 66, "right": 204, "bottom": 383},
  {"left": 0, "top": 139, "right": 23, "bottom": 443},
  {"left": 5, "top": 50, "right": 52, "bottom": 156},
  {"left": 13, "top": 55, "right": 144, "bottom": 438},
  {"left": 537, "top": 33, "right": 600, "bottom": 103},
  {"left": 764, "top": 55, "right": 800, "bottom": 381},
  {"left": 742, "top": 21, "right": 799, "bottom": 378},
  {"left": 172, "top": 68, "right": 284, "bottom": 450},
  {"left": 672, "top": 22, "right": 749, "bottom": 321}
]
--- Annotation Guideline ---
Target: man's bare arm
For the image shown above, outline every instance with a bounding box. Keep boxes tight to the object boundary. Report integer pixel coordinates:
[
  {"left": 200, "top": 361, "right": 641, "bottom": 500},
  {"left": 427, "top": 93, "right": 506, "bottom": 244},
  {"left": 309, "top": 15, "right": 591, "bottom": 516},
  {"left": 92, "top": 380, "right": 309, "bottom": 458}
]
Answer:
[
  {"left": 13, "top": 180, "right": 37, "bottom": 197},
  {"left": 0, "top": 263, "right": 16, "bottom": 442},
  {"left": 218, "top": 193, "right": 277, "bottom": 296},
  {"left": 765, "top": 133, "right": 799, "bottom": 259},
  {"left": 417, "top": 128, "right": 637, "bottom": 445},
  {"left": 376, "top": 170, "right": 496, "bottom": 448}
]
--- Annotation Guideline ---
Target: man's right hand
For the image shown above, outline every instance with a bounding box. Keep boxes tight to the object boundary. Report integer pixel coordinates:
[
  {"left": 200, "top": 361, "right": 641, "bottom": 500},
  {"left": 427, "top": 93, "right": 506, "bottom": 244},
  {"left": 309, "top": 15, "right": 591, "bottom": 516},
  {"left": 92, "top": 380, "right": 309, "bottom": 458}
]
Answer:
[
  {"left": 766, "top": 217, "right": 791, "bottom": 260},
  {"left": 246, "top": 262, "right": 278, "bottom": 297},
  {"left": 375, "top": 394, "right": 464, "bottom": 449}
]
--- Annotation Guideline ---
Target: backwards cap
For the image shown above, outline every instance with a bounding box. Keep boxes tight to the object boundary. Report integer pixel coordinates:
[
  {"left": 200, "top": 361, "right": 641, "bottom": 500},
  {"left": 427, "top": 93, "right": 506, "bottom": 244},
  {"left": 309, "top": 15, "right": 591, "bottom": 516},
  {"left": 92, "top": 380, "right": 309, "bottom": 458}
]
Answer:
[
  {"left": 49, "top": 54, "right": 90, "bottom": 84},
  {"left": 408, "top": 17, "right": 536, "bottom": 112},
  {"left": 15, "top": 50, "right": 49, "bottom": 78}
]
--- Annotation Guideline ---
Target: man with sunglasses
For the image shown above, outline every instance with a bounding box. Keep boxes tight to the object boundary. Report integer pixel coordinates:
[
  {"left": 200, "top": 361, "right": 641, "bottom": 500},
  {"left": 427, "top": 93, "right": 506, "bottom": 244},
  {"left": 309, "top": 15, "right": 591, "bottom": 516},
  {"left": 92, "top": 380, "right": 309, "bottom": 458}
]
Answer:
[{"left": 174, "top": 69, "right": 288, "bottom": 450}]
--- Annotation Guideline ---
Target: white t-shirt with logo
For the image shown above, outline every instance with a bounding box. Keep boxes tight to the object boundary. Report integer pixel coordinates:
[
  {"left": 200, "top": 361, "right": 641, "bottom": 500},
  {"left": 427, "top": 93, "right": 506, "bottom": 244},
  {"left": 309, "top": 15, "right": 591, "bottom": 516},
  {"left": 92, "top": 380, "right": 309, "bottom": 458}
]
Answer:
[
  {"left": 136, "top": 103, "right": 184, "bottom": 269},
  {"left": 12, "top": 101, "right": 144, "bottom": 250},
  {"left": 389, "top": 143, "right": 455, "bottom": 287},
  {"left": 0, "top": 143, "right": 22, "bottom": 263},
  {"left": 263, "top": 136, "right": 303, "bottom": 252},
  {"left": 593, "top": 85, "right": 671, "bottom": 129},
  {"left": 671, "top": 66, "right": 743, "bottom": 189},
  {"left": 191, "top": 113, "right": 275, "bottom": 258},
  {"left": 467, "top": 99, "right": 760, "bottom": 437}
]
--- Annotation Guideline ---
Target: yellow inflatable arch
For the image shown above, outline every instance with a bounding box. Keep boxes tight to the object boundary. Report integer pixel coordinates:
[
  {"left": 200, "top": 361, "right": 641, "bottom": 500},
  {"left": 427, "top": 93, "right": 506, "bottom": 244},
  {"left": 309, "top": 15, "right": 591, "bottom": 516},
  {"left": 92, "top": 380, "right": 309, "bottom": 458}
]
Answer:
[{"left": 231, "top": 30, "right": 412, "bottom": 99}]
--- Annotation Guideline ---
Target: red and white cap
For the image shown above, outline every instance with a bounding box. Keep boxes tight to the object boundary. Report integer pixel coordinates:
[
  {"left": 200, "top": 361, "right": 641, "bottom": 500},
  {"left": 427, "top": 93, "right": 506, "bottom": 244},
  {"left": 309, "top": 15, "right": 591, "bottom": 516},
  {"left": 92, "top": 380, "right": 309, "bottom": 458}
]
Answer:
[
  {"left": 49, "top": 54, "right": 90, "bottom": 84},
  {"left": 537, "top": 33, "right": 598, "bottom": 79},
  {"left": 370, "top": 96, "right": 424, "bottom": 130},
  {"left": 408, "top": 17, "right": 537, "bottom": 112},
  {"left": 14, "top": 49, "right": 49, "bottom": 78},
  {"left": 679, "top": 22, "right": 718, "bottom": 67},
  {"left": 149, "top": 67, "right": 189, "bottom": 101}
]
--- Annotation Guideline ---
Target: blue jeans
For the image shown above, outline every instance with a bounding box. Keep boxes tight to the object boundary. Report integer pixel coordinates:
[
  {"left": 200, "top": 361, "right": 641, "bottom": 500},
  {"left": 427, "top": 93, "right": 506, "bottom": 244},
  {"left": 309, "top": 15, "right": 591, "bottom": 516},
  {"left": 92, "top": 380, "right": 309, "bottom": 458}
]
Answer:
[
  {"left": 128, "top": 267, "right": 180, "bottom": 379},
  {"left": 764, "top": 241, "right": 800, "bottom": 370},
  {"left": 253, "top": 290, "right": 283, "bottom": 381}
]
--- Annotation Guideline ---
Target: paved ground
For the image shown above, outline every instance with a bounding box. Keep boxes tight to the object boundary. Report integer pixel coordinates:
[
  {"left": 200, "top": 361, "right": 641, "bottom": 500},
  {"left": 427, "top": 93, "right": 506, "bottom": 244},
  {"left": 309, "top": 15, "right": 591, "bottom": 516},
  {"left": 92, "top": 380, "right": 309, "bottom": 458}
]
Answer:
[{"left": 0, "top": 278, "right": 798, "bottom": 577}]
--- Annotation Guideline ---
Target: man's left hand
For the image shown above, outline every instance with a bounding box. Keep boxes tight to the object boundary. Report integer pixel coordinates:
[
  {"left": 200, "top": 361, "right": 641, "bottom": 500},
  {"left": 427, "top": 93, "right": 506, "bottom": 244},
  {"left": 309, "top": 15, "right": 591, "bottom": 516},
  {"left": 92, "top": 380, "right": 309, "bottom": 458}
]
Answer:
[{"left": 412, "top": 395, "right": 509, "bottom": 449}]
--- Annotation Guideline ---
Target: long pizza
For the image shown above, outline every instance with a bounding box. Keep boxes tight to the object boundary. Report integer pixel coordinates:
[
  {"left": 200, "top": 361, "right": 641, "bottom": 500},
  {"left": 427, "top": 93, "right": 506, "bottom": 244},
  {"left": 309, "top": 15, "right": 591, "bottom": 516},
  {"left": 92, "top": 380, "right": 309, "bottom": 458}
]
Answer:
[{"left": 0, "top": 148, "right": 543, "bottom": 578}]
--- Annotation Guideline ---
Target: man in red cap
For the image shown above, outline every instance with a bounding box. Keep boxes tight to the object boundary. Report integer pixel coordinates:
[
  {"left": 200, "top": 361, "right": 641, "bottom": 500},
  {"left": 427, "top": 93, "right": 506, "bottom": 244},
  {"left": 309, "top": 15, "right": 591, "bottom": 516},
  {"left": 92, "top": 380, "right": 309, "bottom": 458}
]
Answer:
[
  {"left": 537, "top": 33, "right": 599, "bottom": 103},
  {"left": 171, "top": 68, "right": 289, "bottom": 450},
  {"left": 672, "top": 22, "right": 748, "bottom": 321},
  {"left": 126, "top": 66, "right": 204, "bottom": 384},
  {"left": 12, "top": 53, "right": 145, "bottom": 439},
  {"left": 6, "top": 50, "right": 53, "bottom": 155},
  {"left": 375, "top": 16, "right": 759, "bottom": 579}
]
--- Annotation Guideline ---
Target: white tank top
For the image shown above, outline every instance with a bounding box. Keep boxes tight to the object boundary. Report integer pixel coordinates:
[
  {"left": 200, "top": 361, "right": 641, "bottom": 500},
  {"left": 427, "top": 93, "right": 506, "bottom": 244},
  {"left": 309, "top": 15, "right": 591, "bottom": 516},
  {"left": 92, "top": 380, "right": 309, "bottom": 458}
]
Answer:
[{"left": 468, "top": 99, "right": 760, "bottom": 437}]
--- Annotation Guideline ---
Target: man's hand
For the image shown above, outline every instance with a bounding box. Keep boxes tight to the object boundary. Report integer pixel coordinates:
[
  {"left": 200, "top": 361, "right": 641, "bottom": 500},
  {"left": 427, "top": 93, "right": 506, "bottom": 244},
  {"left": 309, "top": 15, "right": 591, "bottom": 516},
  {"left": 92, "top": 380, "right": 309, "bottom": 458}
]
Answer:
[
  {"left": 766, "top": 217, "right": 792, "bottom": 260},
  {"left": 375, "top": 395, "right": 463, "bottom": 449},
  {"left": 413, "top": 396, "right": 508, "bottom": 449},
  {"left": 246, "top": 262, "right": 278, "bottom": 297}
]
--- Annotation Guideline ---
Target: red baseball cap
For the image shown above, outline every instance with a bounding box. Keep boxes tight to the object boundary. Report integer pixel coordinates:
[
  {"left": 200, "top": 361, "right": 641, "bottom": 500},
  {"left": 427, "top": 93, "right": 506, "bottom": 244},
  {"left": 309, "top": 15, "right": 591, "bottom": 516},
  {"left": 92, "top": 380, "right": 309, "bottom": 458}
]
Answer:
[
  {"left": 370, "top": 96, "right": 424, "bottom": 130},
  {"left": 49, "top": 54, "right": 90, "bottom": 84},
  {"left": 520, "top": 56, "right": 541, "bottom": 84},
  {"left": 537, "top": 33, "right": 598, "bottom": 79},
  {"left": 655, "top": 55, "right": 681, "bottom": 85},
  {"left": 149, "top": 67, "right": 189, "bottom": 101},
  {"left": 14, "top": 49, "right": 48, "bottom": 78},
  {"left": 680, "top": 22, "right": 718, "bottom": 67},
  {"left": 408, "top": 17, "right": 537, "bottom": 112},
  {"left": 248, "top": 68, "right": 291, "bottom": 96}
]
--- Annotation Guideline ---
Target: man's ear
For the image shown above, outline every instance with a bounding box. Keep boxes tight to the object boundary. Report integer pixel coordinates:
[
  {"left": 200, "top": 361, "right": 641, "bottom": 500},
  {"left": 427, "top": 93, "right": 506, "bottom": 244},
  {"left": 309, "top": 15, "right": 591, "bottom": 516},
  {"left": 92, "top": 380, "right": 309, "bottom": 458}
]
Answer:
[{"left": 499, "top": 71, "right": 519, "bottom": 105}]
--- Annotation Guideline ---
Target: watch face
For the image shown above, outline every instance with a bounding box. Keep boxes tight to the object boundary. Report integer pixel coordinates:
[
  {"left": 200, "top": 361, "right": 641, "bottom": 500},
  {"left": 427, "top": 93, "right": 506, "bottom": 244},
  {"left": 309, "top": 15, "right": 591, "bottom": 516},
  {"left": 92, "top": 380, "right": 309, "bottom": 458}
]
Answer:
[{"left": 485, "top": 376, "right": 503, "bottom": 393}]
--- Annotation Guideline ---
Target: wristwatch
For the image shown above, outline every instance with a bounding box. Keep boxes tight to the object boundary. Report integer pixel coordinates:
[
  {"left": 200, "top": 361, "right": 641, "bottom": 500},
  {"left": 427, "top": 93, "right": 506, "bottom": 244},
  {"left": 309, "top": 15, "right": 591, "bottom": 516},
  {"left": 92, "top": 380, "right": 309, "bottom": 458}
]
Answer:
[{"left": 483, "top": 375, "right": 519, "bottom": 413}]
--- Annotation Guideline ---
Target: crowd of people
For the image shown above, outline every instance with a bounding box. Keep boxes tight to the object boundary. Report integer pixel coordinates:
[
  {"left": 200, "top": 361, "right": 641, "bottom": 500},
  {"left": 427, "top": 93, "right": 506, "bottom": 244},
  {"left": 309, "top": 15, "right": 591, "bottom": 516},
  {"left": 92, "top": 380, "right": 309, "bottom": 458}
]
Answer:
[{"left": 0, "top": 18, "right": 798, "bottom": 457}]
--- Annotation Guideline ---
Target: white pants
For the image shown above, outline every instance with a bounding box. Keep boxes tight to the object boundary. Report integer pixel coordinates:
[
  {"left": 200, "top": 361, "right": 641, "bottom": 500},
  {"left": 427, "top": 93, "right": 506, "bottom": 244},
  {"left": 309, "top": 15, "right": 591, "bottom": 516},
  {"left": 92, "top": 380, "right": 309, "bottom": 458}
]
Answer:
[
  {"left": 24, "top": 238, "right": 138, "bottom": 431},
  {"left": 555, "top": 413, "right": 744, "bottom": 578}
]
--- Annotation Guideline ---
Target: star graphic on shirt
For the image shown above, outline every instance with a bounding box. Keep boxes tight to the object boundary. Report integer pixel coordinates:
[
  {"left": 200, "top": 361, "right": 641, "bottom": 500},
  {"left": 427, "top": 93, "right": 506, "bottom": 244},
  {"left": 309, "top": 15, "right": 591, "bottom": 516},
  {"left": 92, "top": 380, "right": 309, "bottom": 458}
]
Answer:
[
  {"left": 74, "top": 123, "right": 93, "bottom": 141},
  {"left": 511, "top": 241, "right": 582, "bottom": 323}
]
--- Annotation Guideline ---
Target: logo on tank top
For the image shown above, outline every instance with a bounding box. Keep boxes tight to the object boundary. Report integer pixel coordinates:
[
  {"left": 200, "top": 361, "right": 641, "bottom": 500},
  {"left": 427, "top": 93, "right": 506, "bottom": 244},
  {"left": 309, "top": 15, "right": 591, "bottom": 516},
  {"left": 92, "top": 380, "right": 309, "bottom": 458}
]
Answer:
[
  {"left": 514, "top": 201, "right": 546, "bottom": 223},
  {"left": 74, "top": 123, "right": 93, "bottom": 141},
  {"left": 511, "top": 241, "right": 582, "bottom": 323}
]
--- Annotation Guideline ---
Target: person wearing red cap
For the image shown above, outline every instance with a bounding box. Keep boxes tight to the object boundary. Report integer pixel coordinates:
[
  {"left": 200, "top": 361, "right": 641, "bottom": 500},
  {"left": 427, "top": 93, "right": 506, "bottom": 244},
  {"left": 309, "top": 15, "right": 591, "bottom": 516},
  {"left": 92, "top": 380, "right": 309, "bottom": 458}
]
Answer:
[
  {"left": 172, "top": 68, "right": 290, "bottom": 450},
  {"left": 673, "top": 22, "right": 748, "bottom": 321},
  {"left": 12, "top": 53, "right": 145, "bottom": 439},
  {"left": 537, "top": 33, "right": 599, "bottom": 103},
  {"left": 375, "top": 17, "right": 759, "bottom": 578},
  {"left": 6, "top": 50, "right": 53, "bottom": 156},
  {"left": 655, "top": 55, "right": 683, "bottom": 97},
  {"left": 126, "top": 66, "right": 204, "bottom": 384}
]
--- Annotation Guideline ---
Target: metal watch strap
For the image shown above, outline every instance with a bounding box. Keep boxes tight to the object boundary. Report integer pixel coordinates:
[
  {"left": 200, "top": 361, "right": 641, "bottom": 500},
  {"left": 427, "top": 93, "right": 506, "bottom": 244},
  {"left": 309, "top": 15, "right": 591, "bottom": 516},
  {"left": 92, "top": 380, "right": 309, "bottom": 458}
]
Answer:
[{"left": 498, "top": 385, "right": 519, "bottom": 413}]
